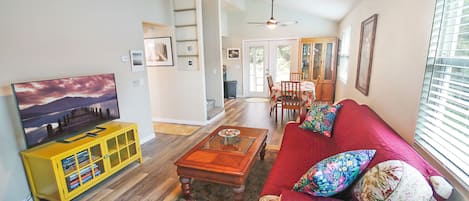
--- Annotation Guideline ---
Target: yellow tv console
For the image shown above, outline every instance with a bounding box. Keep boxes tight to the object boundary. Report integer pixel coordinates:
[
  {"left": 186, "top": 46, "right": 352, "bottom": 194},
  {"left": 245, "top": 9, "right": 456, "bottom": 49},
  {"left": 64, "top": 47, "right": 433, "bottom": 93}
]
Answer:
[{"left": 21, "top": 121, "right": 143, "bottom": 201}]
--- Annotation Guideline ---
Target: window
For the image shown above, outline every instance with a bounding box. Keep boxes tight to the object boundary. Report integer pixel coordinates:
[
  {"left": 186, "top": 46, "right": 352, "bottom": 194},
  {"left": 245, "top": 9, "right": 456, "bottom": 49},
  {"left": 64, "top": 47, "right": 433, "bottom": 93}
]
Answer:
[
  {"left": 338, "top": 26, "right": 351, "bottom": 84},
  {"left": 415, "top": 0, "right": 469, "bottom": 187}
]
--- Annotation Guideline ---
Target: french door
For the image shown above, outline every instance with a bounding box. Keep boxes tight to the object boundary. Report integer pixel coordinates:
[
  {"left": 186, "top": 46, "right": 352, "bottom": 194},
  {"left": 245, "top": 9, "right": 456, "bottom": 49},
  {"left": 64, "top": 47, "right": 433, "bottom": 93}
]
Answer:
[{"left": 243, "top": 39, "right": 298, "bottom": 97}]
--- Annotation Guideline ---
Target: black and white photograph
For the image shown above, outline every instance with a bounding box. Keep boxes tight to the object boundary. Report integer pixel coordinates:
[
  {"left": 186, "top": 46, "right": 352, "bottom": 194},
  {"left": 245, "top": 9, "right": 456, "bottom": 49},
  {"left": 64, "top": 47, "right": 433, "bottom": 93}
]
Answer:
[{"left": 227, "top": 48, "right": 240, "bottom": 60}]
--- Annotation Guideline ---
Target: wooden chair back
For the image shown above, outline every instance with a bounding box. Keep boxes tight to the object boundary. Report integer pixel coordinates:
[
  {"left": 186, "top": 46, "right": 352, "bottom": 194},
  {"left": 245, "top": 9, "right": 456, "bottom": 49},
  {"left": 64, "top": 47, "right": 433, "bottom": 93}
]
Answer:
[
  {"left": 290, "top": 72, "right": 303, "bottom": 81},
  {"left": 266, "top": 75, "right": 274, "bottom": 95},
  {"left": 281, "top": 81, "right": 302, "bottom": 111}
]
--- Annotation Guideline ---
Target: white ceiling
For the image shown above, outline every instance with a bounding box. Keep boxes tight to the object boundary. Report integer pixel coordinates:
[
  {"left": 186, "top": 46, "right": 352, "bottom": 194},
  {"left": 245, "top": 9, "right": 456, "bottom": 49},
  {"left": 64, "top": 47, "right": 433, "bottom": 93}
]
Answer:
[{"left": 266, "top": 0, "right": 362, "bottom": 21}]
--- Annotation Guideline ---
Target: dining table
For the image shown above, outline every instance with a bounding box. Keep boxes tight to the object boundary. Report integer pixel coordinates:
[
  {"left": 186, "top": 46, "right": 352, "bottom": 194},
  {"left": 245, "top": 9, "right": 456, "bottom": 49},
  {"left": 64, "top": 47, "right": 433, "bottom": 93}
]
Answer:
[{"left": 270, "top": 81, "right": 316, "bottom": 108}]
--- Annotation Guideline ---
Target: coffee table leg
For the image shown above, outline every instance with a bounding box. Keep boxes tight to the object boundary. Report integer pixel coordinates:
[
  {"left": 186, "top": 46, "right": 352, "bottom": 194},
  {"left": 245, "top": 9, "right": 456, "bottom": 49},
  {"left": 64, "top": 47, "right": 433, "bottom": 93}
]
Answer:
[
  {"left": 179, "top": 177, "right": 192, "bottom": 200},
  {"left": 233, "top": 185, "right": 245, "bottom": 201},
  {"left": 260, "top": 141, "right": 267, "bottom": 160}
]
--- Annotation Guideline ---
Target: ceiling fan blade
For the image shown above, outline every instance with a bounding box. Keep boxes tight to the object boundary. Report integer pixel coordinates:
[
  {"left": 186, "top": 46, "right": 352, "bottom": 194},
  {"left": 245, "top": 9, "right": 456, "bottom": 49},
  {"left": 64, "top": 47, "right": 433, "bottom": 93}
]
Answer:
[
  {"left": 279, "top": 20, "right": 298, "bottom": 25},
  {"left": 248, "top": 22, "right": 266, "bottom": 24}
]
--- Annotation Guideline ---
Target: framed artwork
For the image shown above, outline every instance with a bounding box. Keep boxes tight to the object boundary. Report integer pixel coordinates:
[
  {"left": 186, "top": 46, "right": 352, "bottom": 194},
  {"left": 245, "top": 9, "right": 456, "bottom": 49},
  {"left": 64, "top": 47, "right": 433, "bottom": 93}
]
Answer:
[
  {"left": 129, "top": 50, "right": 144, "bottom": 72},
  {"left": 227, "top": 48, "right": 240, "bottom": 60},
  {"left": 144, "top": 37, "right": 174, "bottom": 66},
  {"left": 356, "top": 14, "right": 378, "bottom": 96}
]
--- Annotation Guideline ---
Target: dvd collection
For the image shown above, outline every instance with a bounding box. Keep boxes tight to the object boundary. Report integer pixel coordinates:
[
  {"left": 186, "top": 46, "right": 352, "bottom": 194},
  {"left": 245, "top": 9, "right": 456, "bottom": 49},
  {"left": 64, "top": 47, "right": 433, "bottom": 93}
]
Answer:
[{"left": 62, "top": 151, "right": 102, "bottom": 192}]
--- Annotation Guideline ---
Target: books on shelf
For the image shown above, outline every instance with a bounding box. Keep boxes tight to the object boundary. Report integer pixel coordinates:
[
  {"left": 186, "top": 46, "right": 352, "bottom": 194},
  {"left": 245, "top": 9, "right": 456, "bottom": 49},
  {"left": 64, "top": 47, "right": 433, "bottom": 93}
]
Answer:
[
  {"left": 66, "top": 172, "right": 80, "bottom": 191},
  {"left": 77, "top": 150, "right": 90, "bottom": 166},
  {"left": 64, "top": 160, "right": 103, "bottom": 191},
  {"left": 92, "top": 163, "right": 101, "bottom": 176},
  {"left": 62, "top": 155, "right": 76, "bottom": 173}
]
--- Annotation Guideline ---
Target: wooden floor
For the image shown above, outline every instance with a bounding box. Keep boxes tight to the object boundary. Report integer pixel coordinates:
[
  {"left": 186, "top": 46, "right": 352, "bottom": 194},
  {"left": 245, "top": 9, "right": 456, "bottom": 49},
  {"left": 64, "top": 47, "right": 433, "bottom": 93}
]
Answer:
[{"left": 77, "top": 98, "right": 295, "bottom": 201}]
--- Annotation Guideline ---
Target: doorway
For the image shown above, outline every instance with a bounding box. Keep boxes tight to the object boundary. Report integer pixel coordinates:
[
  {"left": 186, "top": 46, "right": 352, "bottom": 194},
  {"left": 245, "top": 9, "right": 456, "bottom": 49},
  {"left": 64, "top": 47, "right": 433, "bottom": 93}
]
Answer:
[{"left": 243, "top": 39, "right": 298, "bottom": 97}]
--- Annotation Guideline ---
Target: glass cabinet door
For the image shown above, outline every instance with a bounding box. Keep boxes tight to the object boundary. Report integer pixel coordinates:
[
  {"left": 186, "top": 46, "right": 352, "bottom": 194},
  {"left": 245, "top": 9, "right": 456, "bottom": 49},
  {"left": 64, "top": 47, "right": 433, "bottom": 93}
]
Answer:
[
  {"left": 312, "top": 43, "right": 323, "bottom": 80},
  {"left": 301, "top": 43, "right": 311, "bottom": 80},
  {"left": 324, "top": 42, "right": 335, "bottom": 81}
]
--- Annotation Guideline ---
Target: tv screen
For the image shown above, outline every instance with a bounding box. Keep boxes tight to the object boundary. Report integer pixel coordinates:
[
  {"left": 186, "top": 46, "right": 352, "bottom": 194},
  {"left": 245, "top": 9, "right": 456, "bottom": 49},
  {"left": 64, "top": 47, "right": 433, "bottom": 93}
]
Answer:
[{"left": 12, "top": 73, "right": 120, "bottom": 148}]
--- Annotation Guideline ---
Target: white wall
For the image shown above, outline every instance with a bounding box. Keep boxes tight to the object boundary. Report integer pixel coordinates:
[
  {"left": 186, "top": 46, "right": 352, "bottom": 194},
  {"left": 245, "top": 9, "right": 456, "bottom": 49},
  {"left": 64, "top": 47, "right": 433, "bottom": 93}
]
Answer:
[
  {"left": 0, "top": 0, "right": 171, "bottom": 200},
  {"left": 336, "top": 0, "right": 435, "bottom": 143},
  {"left": 203, "top": 0, "right": 224, "bottom": 108},
  {"left": 146, "top": 0, "right": 208, "bottom": 125},
  {"left": 222, "top": 0, "right": 338, "bottom": 96}
]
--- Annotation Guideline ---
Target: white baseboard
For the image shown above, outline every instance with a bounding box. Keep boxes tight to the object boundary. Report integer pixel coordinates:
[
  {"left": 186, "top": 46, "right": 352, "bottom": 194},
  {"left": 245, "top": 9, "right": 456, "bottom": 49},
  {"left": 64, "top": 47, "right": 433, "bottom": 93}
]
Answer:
[
  {"left": 139, "top": 133, "right": 155, "bottom": 145},
  {"left": 152, "top": 111, "right": 226, "bottom": 126}
]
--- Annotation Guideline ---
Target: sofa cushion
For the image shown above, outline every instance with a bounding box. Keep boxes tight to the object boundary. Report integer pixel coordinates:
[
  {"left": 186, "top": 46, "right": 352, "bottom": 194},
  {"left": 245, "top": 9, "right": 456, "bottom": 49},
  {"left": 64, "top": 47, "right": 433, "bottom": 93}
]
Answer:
[
  {"left": 352, "top": 160, "right": 433, "bottom": 201},
  {"left": 299, "top": 104, "right": 342, "bottom": 137},
  {"left": 261, "top": 123, "right": 340, "bottom": 197},
  {"left": 293, "top": 150, "right": 376, "bottom": 197}
]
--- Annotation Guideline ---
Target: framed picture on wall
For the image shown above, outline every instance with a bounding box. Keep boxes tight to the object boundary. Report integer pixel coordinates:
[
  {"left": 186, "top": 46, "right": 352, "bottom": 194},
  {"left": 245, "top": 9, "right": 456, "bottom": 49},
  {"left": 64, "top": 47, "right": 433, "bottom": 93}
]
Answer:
[
  {"left": 356, "top": 14, "right": 378, "bottom": 96},
  {"left": 144, "top": 37, "right": 174, "bottom": 66},
  {"left": 227, "top": 48, "right": 240, "bottom": 60},
  {"left": 129, "top": 50, "right": 144, "bottom": 72}
]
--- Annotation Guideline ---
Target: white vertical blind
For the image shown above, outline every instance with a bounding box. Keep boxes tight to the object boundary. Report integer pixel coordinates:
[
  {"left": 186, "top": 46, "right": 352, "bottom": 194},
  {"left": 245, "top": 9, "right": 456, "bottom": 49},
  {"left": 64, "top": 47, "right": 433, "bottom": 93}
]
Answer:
[{"left": 415, "top": 0, "right": 469, "bottom": 187}]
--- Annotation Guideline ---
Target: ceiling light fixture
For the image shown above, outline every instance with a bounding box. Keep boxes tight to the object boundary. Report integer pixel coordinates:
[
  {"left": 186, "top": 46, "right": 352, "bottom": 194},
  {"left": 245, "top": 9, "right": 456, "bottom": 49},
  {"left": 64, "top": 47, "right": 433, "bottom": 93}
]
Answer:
[
  {"left": 266, "top": 18, "right": 278, "bottom": 30},
  {"left": 247, "top": 0, "right": 298, "bottom": 30}
]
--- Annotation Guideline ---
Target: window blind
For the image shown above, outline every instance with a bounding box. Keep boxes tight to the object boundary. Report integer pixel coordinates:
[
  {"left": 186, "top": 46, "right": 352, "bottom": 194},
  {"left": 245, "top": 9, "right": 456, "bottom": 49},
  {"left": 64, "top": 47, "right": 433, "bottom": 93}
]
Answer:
[{"left": 415, "top": 0, "right": 469, "bottom": 187}]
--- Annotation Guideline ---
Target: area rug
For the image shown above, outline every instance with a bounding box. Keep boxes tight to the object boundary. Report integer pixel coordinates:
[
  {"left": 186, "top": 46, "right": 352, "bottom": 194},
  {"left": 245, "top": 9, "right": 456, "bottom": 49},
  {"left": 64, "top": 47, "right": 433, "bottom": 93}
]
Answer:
[
  {"left": 153, "top": 122, "right": 200, "bottom": 136},
  {"left": 173, "top": 150, "right": 278, "bottom": 201},
  {"left": 246, "top": 98, "right": 270, "bottom": 103}
]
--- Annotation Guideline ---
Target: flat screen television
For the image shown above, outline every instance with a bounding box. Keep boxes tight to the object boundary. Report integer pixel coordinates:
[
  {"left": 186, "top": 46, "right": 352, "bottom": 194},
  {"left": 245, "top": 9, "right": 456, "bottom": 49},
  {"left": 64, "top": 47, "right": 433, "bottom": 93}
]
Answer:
[{"left": 12, "top": 73, "right": 120, "bottom": 148}]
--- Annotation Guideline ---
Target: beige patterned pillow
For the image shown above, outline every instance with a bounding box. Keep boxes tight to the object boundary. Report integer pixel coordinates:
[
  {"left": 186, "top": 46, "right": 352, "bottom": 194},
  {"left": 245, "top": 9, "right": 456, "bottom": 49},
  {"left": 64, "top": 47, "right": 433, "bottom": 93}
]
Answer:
[
  {"left": 259, "top": 195, "right": 280, "bottom": 201},
  {"left": 353, "top": 160, "right": 433, "bottom": 201}
]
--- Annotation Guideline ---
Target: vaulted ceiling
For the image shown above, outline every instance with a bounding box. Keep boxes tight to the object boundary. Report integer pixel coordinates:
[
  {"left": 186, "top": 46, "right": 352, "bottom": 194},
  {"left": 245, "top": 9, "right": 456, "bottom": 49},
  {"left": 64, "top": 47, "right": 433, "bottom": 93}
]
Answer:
[{"left": 221, "top": 0, "right": 362, "bottom": 21}]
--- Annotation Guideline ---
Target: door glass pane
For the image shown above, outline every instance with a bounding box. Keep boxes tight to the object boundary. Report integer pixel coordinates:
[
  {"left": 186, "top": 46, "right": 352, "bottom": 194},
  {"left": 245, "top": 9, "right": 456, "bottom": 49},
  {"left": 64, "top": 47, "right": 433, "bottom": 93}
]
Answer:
[
  {"left": 324, "top": 42, "right": 334, "bottom": 80},
  {"left": 129, "top": 143, "right": 137, "bottom": 157},
  {"left": 275, "top": 45, "right": 291, "bottom": 82},
  {"left": 110, "top": 152, "right": 119, "bottom": 168},
  {"left": 119, "top": 147, "right": 129, "bottom": 161},
  {"left": 313, "top": 43, "right": 323, "bottom": 80},
  {"left": 249, "top": 46, "right": 265, "bottom": 92},
  {"left": 90, "top": 144, "right": 102, "bottom": 161},
  {"left": 127, "top": 130, "right": 135, "bottom": 143},
  {"left": 301, "top": 44, "right": 311, "bottom": 80},
  {"left": 117, "top": 134, "right": 126, "bottom": 147}
]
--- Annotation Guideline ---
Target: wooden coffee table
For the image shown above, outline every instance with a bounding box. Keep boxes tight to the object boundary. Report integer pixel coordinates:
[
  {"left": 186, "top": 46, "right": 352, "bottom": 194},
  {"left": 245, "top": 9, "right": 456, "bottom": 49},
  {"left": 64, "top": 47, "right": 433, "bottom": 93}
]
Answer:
[{"left": 175, "top": 125, "right": 268, "bottom": 201}]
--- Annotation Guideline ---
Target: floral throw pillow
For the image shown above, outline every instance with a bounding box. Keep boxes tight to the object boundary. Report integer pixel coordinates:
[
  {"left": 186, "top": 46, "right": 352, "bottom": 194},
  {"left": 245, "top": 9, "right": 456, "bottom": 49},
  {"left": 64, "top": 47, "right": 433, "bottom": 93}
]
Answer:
[
  {"left": 293, "top": 150, "right": 376, "bottom": 197},
  {"left": 353, "top": 160, "right": 433, "bottom": 201},
  {"left": 299, "top": 104, "right": 343, "bottom": 137}
]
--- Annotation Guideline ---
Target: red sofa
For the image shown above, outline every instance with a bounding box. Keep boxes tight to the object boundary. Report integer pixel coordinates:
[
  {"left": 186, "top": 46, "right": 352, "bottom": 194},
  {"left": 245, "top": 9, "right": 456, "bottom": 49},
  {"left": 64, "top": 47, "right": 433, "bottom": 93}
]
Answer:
[{"left": 260, "top": 99, "right": 443, "bottom": 200}]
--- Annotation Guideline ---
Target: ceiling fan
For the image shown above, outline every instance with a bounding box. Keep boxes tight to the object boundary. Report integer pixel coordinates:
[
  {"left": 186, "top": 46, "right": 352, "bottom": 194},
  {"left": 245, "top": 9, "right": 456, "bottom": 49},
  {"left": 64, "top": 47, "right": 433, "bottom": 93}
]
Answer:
[{"left": 248, "top": 0, "right": 298, "bottom": 30}]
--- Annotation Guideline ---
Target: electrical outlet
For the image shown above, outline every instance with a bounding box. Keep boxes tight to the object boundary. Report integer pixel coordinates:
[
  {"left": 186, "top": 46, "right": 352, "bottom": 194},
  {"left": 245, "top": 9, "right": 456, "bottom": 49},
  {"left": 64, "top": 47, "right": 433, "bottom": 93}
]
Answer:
[{"left": 121, "top": 56, "right": 129, "bottom": 62}]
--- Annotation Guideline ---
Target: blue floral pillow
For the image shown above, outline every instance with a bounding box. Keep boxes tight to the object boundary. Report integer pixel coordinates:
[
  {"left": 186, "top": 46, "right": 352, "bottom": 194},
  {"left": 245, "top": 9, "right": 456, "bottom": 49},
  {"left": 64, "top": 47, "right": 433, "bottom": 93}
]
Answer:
[
  {"left": 299, "top": 104, "right": 342, "bottom": 137},
  {"left": 293, "top": 150, "right": 376, "bottom": 197}
]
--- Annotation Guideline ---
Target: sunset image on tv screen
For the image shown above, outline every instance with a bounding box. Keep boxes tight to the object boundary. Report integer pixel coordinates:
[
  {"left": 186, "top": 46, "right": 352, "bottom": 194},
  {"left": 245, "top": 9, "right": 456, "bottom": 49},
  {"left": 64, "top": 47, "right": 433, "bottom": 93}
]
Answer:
[{"left": 12, "top": 73, "right": 120, "bottom": 148}]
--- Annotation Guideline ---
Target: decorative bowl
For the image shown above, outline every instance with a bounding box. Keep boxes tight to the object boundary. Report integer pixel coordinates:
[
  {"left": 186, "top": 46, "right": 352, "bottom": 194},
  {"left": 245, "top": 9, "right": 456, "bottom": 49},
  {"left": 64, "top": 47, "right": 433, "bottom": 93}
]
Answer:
[{"left": 218, "top": 128, "right": 240, "bottom": 138}]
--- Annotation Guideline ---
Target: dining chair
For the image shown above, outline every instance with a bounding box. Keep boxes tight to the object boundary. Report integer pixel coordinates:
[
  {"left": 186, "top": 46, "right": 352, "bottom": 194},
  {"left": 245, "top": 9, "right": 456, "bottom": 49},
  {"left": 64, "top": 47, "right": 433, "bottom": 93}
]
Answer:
[
  {"left": 266, "top": 75, "right": 280, "bottom": 120},
  {"left": 281, "top": 81, "right": 302, "bottom": 121},
  {"left": 290, "top": 72, "right": 303, "bottom": 81}
]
